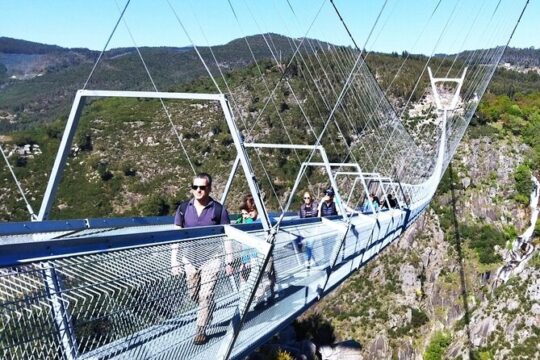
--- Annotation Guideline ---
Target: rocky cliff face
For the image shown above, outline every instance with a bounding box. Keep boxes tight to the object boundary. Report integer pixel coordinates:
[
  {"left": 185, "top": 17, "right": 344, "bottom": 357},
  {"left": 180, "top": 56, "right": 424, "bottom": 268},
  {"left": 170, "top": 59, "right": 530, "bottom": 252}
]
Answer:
[
  {"left": 302, "top": 129, "right": 539, "bottom": 359},
  {"left": 455, "top": 136, "right": 529, "bottom": 229}
]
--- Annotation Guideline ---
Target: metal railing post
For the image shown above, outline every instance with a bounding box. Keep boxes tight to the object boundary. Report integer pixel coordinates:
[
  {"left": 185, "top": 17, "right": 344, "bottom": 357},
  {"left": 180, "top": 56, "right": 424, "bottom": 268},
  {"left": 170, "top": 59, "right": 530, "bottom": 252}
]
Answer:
[
  {"left": 220, "top": 97, "right": 271, "bottom": 233},
  {"left": 42, "top": 263, "right": 78, "bottom": 360},
  {"left": 38, "top": 92, "right": 86, "bottom": 220}
]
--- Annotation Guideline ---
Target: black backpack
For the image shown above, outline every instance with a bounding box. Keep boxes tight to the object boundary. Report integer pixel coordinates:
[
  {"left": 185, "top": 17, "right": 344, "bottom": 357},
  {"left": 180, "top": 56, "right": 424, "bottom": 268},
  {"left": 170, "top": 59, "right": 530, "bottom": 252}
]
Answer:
[{"left": 175, "top": 200, "right": 223, "bottom": 227}]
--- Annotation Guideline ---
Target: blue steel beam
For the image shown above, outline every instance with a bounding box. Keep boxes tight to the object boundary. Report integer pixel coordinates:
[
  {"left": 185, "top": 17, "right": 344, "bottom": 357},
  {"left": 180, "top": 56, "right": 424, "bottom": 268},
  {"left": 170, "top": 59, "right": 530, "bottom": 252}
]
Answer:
[
  {"left": 0, "top": 216, "right": 324, "bottom": 267},
  {"left": 0, "top": 216, "right": 173, "bottom": 236}
]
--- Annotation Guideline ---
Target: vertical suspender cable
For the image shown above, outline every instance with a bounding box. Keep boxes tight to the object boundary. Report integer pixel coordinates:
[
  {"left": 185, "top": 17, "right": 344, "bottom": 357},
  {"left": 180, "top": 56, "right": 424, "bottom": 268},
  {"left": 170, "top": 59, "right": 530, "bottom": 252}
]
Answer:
[
  {"left": 84, "top": 0, "right": 131, "bottom": 89},
  {"left": 272, "top": 0, "right": 389, "bottom": 230},
  {"left": 165, "top": 0, "right": 223, "bottom": 94},
  {"left": 113, "top": 0, "right": 197, "bottom": 174},
  {"left": 0, "top": 144, "right": 37, "bottom": 220}
]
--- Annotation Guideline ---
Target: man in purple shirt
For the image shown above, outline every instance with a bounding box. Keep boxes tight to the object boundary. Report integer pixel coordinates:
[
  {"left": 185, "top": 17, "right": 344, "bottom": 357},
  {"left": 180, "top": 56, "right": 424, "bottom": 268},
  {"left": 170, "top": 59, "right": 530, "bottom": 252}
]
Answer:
[{"left": 170, "top": 173, "right": 231, "bottom": 345}]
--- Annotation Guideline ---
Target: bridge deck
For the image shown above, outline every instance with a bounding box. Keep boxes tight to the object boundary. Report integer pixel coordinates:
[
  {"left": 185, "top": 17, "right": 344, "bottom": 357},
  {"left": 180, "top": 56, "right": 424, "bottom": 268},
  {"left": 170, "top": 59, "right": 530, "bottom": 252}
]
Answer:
[{"left": 0, "top": 204, "right": 427, "bottom": 360}]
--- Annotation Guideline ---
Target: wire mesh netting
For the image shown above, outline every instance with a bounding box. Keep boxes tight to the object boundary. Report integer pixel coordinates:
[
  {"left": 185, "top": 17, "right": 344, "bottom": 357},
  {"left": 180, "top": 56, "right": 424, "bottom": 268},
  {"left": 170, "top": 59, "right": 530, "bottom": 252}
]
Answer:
[{"left": 0, "top": 233, "right": 266, "bottom": 360}]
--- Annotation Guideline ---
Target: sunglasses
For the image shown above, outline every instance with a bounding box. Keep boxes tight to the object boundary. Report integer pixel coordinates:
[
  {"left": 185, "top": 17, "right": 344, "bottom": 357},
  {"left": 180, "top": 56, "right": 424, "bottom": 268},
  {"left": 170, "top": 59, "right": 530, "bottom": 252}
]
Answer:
[
  {"left": 303, "top": 196, "right": 311, "bottom": 199},
  {"left": 191, "top": 185, "right": 207, "bottom": 191}
]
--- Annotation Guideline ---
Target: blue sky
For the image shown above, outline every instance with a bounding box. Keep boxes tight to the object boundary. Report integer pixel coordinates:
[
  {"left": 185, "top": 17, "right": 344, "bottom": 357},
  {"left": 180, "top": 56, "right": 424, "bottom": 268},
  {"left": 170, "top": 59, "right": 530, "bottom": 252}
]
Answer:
[{"left": 1, "top": 0, "right": 538, "bottom": 54}]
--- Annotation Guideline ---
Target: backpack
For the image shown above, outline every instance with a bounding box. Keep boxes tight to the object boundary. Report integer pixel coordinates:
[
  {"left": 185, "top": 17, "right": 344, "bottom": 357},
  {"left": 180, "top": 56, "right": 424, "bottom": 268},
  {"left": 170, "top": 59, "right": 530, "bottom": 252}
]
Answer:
[{"left": 175, "top": 200, "right": 223, "bottom": 227}]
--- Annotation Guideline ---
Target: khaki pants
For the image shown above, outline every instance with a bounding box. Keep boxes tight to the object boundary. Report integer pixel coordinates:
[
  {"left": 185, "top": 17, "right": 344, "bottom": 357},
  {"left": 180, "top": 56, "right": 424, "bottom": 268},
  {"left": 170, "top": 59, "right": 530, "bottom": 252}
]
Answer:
[{"left": 183, "top": 256, "right": 221, "bottom": 328}]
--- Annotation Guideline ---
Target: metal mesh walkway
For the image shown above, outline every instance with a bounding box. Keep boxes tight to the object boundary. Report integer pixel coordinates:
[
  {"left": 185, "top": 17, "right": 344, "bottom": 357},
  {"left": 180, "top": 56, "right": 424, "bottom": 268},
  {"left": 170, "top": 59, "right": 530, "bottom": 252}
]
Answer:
[{"left": 0, "top": 201, "right": 429, "bottom": 360}]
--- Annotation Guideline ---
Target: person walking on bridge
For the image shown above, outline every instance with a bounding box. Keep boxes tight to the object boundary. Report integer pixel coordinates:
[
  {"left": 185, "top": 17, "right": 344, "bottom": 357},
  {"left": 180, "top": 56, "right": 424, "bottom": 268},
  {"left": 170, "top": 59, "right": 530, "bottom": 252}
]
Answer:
[
  {"left": 318, "top": 188, "right": 339, "bottom": 217},
  {"left": 171, "top": 172, "right": 231, "bottom": 345},
  {"left": 299, "top": 191, "right": 319, "bottom": 218}
]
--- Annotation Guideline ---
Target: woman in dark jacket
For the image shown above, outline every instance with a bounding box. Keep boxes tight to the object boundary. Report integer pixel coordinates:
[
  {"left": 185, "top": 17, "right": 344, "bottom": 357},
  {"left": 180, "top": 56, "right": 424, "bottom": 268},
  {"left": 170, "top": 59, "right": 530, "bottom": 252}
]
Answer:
[{"left": 299, "top": 191, "right": 319, "bottom": 218}]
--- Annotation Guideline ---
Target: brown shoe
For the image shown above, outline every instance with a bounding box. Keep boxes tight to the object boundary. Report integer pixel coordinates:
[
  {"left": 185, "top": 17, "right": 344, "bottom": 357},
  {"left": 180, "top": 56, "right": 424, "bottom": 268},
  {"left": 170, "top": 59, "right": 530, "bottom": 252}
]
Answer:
[{"left": 194, "top": 327, "right": 208, "bottom": 345}]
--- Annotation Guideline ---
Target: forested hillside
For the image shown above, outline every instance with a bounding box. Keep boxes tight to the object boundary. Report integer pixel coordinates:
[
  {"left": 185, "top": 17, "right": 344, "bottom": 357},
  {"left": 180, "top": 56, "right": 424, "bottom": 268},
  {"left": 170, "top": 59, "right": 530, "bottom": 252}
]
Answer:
[
  {"left": 1, "top": 39, "right": 539, "bottom": 223},
  {"left": 0, "top": 35, "right": 306, "bottom": 131},
  {"left": 2, "top": 37, "right": 539, "bottom": 133}
]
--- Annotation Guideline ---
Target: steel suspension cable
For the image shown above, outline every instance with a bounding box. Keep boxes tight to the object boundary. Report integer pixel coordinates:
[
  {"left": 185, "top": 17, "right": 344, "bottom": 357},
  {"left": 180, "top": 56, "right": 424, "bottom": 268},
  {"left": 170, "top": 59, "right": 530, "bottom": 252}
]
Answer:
[
  {"left": 227, "top": 0, "right": 328, "bottom": 197},
  {"left": 165, "top": 0, "right": 223, "bottom": 94},
  {"left": 414, "top": 1, "right": 510, "bottom": 186},
  {"left": 280, "top": 3, "right": 390, "bottom": 174},
  {"left": 265, "top": 29, "right": 340, "bottom": 155},
  {"left": 113, "top": 0, "right": 197, "bottom": 174},
  {"left": 375, "top": 0, "right": 462, "bottom": 180},
  {"left": 246, "top": 0, "right": 327, "bottom": 135},
  {"left": 318, "top": 5, "right": 425, "bottom": 178},
  {"left": 329, "top": 0, "right": 441, "bottom": 150},
  {"left": 182, "top": 2, "right": 288, "bottom": 210},
  {"left": 184, "top": 0, "right": 247, "bottom": 131},
  {"left": 314, "top": 0, "right": 389, "bottom": 147},
  {"left": 314, "top": 42, "right": 408, "bottom": 172},
  {"left": 442, "top": 0, "right": 514, "bottom": 153},
  {"left": 444, "top": 0, "right": 530, "bottom": 170},
  {"left": 273, "top": 0, "right": 390, "bottom": 228},
  {"left": 444, "top": 0, "right": 488, "bottom": 78},
  {"left": 83, "top": 0, "right": 131, "bottom": 89},
  {"left": 0, "top": 144, "right": 37, "bottom": 220},
  {"left": 240, "top": 1, "right": 332, "bottom": 166}
]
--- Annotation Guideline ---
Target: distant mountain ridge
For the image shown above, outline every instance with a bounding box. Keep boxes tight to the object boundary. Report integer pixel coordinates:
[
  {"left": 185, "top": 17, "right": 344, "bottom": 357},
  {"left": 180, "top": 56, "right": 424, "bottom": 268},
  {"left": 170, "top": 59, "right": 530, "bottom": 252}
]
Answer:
[
  {"left": 2, "top": 36, "right": 537, "bottom": 77},
  {"left": 0, "top": 35, "right": 304, "bottom": 80},
  {"left": 0, "top": 34, "right": 307, "bottom": 131},
  {"left": 0, "top": 37, "right": 96, "bottom": 81},
  {"left": 445, "top": 46, "right": 540, "bottom": 69},
  {"left": 500, "top": 46, "right": 540, "bottom": 67},
  {"left": 0, "top": 37, "right": 196, "bottom": 80},
  {"left": 0, "top": 37, "right": 70, "bottom": 54},
  {"left": 0, "top": 36, "right": 539, "bottom": 133}
]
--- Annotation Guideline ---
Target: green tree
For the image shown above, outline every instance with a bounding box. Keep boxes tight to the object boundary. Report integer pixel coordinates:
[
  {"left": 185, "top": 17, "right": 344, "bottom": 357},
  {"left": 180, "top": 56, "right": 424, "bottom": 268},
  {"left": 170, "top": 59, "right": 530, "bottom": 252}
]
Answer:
[
  {"left": 461, "top": 224, "right": 506, "bottom": 264},
  {"left": 139, "top": 195, "right": 170, "bottom": 216},
  {"left": 45, "top": 120, "right": 64, "bottom": 139},
  {"left": 410, "top": 308, "right": 429, "bottom": 328},
  {"left": 424, "top": 331, "right": 452, "bottom": 360},
  {"left": 514, "top": 164, "right": 532, "bottom": 204}
]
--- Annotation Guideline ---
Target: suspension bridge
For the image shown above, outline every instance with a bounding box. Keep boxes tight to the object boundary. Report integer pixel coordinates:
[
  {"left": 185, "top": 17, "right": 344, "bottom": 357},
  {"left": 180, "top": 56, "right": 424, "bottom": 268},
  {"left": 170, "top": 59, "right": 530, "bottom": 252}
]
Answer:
[{"left": 0, "top": 0, "right": 531, "bottom": 359}]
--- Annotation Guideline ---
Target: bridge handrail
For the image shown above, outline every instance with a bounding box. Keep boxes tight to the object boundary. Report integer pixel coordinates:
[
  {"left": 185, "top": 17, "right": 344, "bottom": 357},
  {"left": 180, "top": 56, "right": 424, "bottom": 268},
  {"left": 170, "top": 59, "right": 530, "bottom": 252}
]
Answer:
[{"left": 0, "top": 215, "right": 326, "bottom": 267}]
